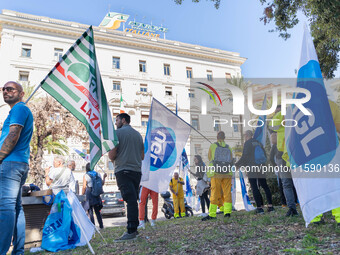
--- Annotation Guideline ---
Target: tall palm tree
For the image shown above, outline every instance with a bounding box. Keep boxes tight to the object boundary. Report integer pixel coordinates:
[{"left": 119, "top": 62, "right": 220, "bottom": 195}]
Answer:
[
  {"left": 44, "top": 136, "right": 69, "bottom": 155},
  {"left": 222, "top": 75, "right": 251, "bottom": 145}
]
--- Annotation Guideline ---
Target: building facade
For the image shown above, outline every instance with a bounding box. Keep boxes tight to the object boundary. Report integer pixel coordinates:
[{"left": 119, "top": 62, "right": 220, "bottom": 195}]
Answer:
[{"left": 0, "top": 9, "right": 246, "bottom": 191}]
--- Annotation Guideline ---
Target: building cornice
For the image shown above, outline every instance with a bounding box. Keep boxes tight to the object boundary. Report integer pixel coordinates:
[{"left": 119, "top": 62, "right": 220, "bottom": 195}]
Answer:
[{"left": 0, "top": 9, "right": 247, "bottom": 67}]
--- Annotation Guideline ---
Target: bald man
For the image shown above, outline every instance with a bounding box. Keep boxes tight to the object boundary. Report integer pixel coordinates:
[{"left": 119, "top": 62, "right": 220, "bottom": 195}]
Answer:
[{"left": 0, "top": 81, "right": 34, "bottom": 254}]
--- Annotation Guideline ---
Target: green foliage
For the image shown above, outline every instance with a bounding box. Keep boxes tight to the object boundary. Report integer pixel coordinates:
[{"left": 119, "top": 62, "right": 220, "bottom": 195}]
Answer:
[{"left": 260, "top": 0, "right": 340, "bottom": 79}]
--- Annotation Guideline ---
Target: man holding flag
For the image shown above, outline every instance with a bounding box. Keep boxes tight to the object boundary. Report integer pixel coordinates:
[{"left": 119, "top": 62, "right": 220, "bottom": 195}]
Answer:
[{"left": 109, "top": 113, "right": 144, "bottom": 241}]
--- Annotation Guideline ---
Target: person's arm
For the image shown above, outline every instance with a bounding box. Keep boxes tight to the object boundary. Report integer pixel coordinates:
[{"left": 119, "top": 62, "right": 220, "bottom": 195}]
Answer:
[
  {"left": 178, "top": 178, "right": 185, "bottom": 185},
  {"left": 0, "top": 125, "right": 23, "bottom": 163},
  {"left": 141, "top": 148, "right": 145, "bottom": 160},
  {"left": 102, "top": 173, "right": 107, "bottom": 185},
  {"left": 141, "top": 136, "right": 145, "bottom": 160},
  {"left": 45, "top": 167, "right": 53, "bottom": 186},
  {"left": 108, "top": 147, "right": 118, "bottom": 161},
  {"left": 82, "top": 175, "right": 87, "bottom": 195}
]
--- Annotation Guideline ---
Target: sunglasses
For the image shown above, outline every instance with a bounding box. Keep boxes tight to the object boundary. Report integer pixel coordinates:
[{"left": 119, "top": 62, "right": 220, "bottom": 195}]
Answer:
[{"left": 1, "top": 87, "right": 17, "bottom": 92}]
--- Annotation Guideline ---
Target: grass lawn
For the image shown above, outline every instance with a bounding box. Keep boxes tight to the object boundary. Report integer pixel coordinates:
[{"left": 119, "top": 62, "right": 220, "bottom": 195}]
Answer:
[{"left": 29, "top": 207, "right": 340, "bottom": 254}]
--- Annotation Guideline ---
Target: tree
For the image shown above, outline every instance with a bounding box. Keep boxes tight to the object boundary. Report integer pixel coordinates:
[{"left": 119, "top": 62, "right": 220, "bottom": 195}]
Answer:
[
  {"left": 222, "top": 75, "right": 251, "bottom": 145},
  {"left": 173, "top": 0, "right": 221, "bottom": 9},
  {"left": 27, "top": 95, "right": 87, "bottom": 188},
  {"left": 259, "top": 0, "right": 340, "bottom": 79}
]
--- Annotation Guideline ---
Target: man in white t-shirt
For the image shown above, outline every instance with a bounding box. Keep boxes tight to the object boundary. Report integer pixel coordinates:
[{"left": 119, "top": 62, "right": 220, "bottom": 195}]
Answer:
[{"left": 45, "top": 155, "right": 75, "bottom": 195}]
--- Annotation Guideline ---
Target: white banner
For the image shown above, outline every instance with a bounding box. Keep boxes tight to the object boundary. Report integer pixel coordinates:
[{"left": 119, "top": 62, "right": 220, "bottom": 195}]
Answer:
[
  {"left": 286, "top": 25, "right": 340, "bottom": 226},
  {"left": 141, "top": 98, "right": 191, "bottom": 193}
]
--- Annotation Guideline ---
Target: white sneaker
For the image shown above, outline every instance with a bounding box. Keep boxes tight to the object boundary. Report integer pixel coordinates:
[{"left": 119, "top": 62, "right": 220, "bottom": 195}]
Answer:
[
  {"left": 137, "top": 220, "right": 145, "bottom": 229},
  {"left": 150, "top": 220, "right": 156, "bottom": 227},
  {"left": 199, "top": 213, "right": 205, "bottom": 217}
]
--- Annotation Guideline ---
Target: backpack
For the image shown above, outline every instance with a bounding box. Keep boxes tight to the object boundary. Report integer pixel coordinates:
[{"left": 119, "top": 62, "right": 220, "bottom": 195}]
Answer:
[
  {"left": 88, "top": 172, "right": 104, "bottom": 197},
  {"left": 253, "top": 140, "right": 267, "bottom": 165},
  {"left": 213, "top": 142, "right": 232, "bottom": 173}
]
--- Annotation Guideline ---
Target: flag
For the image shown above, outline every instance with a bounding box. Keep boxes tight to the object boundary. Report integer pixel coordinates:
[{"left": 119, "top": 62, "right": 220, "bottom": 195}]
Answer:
[
  {"left": 253, "top": 94, "right": 267, "bottom": 146},
  {"left": 140, "top": 98, "right": 191, "bottom": 192},
  {"left": 39, "top": 26, "right": 118, "bottom": 169},
  {"left": 286, "top": 24, "right": 340, "bottom": 226},
  {"left": 180, "top": 149, "right": 193, "bottom": 206},
  {"left": 73, "top": 148, "right": 90, "bottom": 162},
  {"left": 239, "top": 171, "right": 256, "bottom": 211},
  {"left": 67, "top": 191, "right": 95, "bottom": 248},
  {"left": 120, "top": 92, "right": 125, "bottom": 113}
]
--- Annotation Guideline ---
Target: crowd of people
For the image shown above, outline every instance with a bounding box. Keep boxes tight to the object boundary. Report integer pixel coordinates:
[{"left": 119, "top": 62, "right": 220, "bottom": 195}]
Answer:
[{"left": 1, "top": 79, "right": 340, "bottom": 253}]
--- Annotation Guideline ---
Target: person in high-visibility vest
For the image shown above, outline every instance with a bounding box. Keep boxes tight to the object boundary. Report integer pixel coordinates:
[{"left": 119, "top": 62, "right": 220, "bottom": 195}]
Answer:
[
  {"left": 202, "top": 131, "right": 233, "bottom": 221},
  {"left": 169, "top": 172, "right": 186, "bottom": 218},
  {"left": 311, "top": 100, "right": 340, "bottom": 225}
]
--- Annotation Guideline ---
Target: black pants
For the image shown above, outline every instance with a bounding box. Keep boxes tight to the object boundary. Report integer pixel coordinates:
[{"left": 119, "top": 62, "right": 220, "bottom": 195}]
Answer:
[
  {"left": 278, "top": 177, "right": 287, "bottom": 205},
  {"left": 200, "top": 190, "right": 210, "bottom": 213},
  {"left": 88, "top": 204, "right": 103, "bottom": 229},
  {"left": 249, "top": 177, "right": 273, "bottom": 208},
  {"left": 116, "top": 170, "right": 141, "bottom": 234}
]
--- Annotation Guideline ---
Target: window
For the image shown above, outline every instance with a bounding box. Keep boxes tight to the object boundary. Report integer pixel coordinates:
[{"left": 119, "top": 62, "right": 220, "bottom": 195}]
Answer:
[
  {"left": 191, "top": 116, "right": 199, "bottom": 130},
  {"left": 54, "top": 48, "right": 63, "bottom": 61},
  {"left": 188, "top": 89, "right": 195, "bottom": 98},
  {"left": 112, "top": 81, "right": 121, "bottom": 91},
  {"left": 225, "top": 72, "right": 231, "bottom": 81},
  {"left": 186, "top": 67, "right": 193, "bottom": 78},
  {"left": 213, "top": 116, "right": 221, "bottom": 132},
  {"left": 165, "top": 87, "right": 172, "bottom": 96},
  {"left": 112, "top": 57, "right": 120, "bottom": 69},
  {"left": 232, "top": 117, "right": 239, "bottom": 132},
  {"left": 21, "top": 43, "right": 32, "bottom": 58},
  {"left": 141, "top": 115, "right": 148, "bottom": 127},
  {"left": 18, "top": 71, "right": 29, "bottom": 82},
  {"left": 139, "top": 60, "right": 146, "bottom": 72},
  {"left": 140, "top": 84, "right": 147, "bottom": 92},
  {"left": 164, "top": 64, "right": 170, "bottom": 76},
  {"left": 207, "top": 70, "right": 213, "bottom": 81}
]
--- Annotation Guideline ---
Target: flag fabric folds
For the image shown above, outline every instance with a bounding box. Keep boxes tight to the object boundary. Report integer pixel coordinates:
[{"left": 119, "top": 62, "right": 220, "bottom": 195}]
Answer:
[
  {"left": 67, "top": 191, "right": 96, "bottom": 248},
  {"left": 239, "top": 171, "right": 256, "bottom": 211},
  {"left": 286, "top": 25, "right": 340, "bottom": 226},
  {"left": 40, "top": 26, "right": 118, "bottom": 169},
  {"left": 253, "top": 94, "right": 267, "bottom": 146},
  {"left": 141, "top": 98, "right": 191, "bottom": 192},
  {"left": 180, "top": 149, "right": 193, "bottom": 207}
]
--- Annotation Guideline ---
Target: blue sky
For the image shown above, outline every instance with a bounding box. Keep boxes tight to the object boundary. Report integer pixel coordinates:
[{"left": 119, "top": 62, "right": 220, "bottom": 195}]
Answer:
[{"left": 1, "top": 0, "right": 339, "bottom": 78}]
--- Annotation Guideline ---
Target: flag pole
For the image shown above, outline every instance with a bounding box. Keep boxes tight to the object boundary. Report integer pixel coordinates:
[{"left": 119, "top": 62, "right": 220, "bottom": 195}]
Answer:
[{"left": 25, "top": 83, "right": 43, "bottom": 104}]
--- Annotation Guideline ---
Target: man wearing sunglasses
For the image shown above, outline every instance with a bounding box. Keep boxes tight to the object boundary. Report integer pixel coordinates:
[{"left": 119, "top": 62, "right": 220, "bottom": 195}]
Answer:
[{"left": 0, "top": 81, "right": 33, "bottom": 255}]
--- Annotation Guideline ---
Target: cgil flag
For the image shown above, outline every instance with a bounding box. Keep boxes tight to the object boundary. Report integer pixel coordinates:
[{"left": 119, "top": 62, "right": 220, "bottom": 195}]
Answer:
[
  {"left": 253, "top": 94, "right": 267, "bottom": 146},
  {"left": 40, "top": 26, "right": 118, "bottom": 169},
  {"left": 140, "top": 98, "right": 191, "bottom": 192},
  {"left": 286, "top": 25, "right": 340, "bottom": 226}
]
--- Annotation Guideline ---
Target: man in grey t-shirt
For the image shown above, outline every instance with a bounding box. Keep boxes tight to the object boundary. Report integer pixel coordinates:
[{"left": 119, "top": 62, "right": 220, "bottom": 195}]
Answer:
[{"left": 109, "top": 113, "right": 144, "bottom": 241}]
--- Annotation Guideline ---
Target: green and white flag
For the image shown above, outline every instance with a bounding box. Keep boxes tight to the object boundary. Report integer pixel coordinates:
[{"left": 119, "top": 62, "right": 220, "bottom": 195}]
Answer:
[{"left": 40, "top": 26, "right": 118, "bottom": 169}]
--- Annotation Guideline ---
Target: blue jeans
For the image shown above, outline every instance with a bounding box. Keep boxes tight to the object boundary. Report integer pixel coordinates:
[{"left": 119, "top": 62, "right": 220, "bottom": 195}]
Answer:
[
  {"left": 0, "top": 161, "right": 29, "bottom": 255},
  {"left": 276, "top": 157, "right": 297, "bottom": 210}
]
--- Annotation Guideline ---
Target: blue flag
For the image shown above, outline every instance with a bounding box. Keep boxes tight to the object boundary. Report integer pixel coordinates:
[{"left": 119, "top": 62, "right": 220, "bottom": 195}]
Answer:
[
  {"left": 286, "top": 24, "right": 340, "bottom": 226},
  {"left": 253, "top": 94, "right": 267, "bottom": 146}
]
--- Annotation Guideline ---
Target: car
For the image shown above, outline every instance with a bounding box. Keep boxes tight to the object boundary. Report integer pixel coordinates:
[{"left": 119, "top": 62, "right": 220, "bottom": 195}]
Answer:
[{"left": 101, "top": 191, "right": 125, "bottom": 216}]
